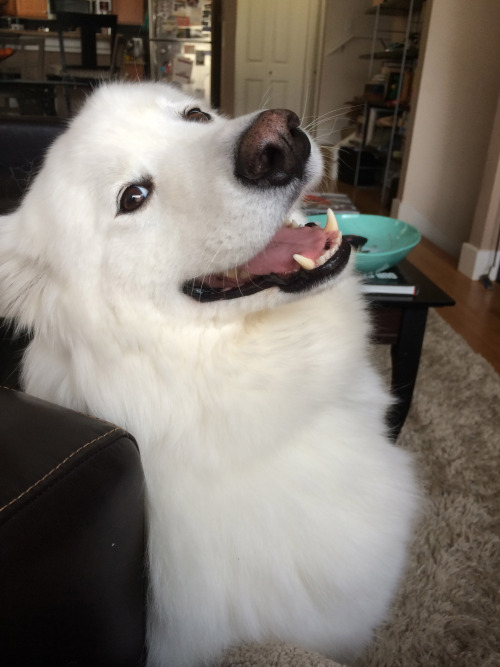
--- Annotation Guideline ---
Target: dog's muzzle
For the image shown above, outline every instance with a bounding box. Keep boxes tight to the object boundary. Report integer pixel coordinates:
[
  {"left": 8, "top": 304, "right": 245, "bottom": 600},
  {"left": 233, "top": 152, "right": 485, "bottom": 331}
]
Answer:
[
  {"left": 182, "top": 110, "right": 351, "bottom": 303},
  {"left": 234, "top": 109, "right": 311, "bottom": 188}
]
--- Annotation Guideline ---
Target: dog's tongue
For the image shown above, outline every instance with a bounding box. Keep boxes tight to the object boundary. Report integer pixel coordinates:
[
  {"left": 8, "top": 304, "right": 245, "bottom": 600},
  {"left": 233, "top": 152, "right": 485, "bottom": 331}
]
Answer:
[{"left": 244, "top": 225, "right": 328, "bottom": 274}]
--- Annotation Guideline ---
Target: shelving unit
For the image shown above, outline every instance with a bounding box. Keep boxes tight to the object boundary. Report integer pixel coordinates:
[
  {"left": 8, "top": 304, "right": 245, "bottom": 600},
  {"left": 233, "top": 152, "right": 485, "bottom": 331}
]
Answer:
[
  {"left": 340, "top": 0, "right": 424, "bottom": 209},
  {"left": 366, "top": 0, "right": 424, "bottom": 14},
  {"left": 148, "top": 0, "right": 212, "bottom": 103}
]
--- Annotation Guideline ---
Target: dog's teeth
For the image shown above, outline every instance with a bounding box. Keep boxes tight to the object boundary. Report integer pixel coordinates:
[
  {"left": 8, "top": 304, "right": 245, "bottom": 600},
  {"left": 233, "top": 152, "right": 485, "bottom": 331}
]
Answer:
[
  {"left": 293, "top": 254, "right": 316, "bottom": 271},
  {"left": 291, "top": 220, "right": 300, "bottom": 229},
  {"left": 317, "top": 245, "right": 336, "bottom": 267},
  {"left": 325, "top": 208, "right": 339, "bottom": 233},
  {"left": 223, "top": 268, "right": 239, "bottom": 279}
]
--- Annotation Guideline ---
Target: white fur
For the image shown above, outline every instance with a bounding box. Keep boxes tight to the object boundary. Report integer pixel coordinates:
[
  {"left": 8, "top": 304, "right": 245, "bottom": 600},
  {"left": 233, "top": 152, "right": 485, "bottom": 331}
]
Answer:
[{"left": 0, "top": 83, "right": 418, "bottom": 666}]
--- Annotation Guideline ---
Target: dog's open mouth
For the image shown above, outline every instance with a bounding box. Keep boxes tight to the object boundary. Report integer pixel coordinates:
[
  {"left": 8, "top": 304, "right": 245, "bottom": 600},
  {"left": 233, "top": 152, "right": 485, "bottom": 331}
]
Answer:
[{"left": 183, "top": 209, "right": 351, "bottom": 302}]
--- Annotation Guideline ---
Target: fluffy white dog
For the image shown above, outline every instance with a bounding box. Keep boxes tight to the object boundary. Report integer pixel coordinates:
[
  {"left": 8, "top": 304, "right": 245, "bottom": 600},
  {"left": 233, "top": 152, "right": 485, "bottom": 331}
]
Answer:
[{"left": 0, "top": 83, "right": 418, "bottom": 666}]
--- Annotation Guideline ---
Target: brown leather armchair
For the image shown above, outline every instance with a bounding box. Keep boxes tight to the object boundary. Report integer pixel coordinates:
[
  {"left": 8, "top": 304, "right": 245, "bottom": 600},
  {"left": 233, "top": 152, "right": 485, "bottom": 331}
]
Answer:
[{"left": 0, "top": 381, "right": 146, "bottom": 666}]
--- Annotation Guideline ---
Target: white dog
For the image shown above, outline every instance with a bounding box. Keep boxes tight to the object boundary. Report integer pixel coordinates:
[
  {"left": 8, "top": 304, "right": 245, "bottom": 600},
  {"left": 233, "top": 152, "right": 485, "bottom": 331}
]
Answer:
[{"left": 0, "top": 83, "right": 418, "bottom": 666}]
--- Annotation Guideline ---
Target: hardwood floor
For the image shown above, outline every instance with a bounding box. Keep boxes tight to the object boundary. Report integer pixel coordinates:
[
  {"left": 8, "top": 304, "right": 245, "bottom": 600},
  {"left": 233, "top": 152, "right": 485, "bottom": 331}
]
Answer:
[
  {"left": 320, "top": 180, "right": 500, "bottom": 374},
  {"left": 406, "top": 237, "right": 500, "bottom": 375}
]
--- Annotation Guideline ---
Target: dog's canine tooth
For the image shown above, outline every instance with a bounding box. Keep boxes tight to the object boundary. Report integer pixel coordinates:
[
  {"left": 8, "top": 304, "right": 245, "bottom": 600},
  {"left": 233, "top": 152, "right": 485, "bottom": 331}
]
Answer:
[
  {"left": 325, "top": 208, "right": 338, "bottom": 233},
  {"left": 293, "top": 254, "right": 316, "bottom": 271},
  {"left": 291, "top": 220, "right": 300, "bottom": 229}
]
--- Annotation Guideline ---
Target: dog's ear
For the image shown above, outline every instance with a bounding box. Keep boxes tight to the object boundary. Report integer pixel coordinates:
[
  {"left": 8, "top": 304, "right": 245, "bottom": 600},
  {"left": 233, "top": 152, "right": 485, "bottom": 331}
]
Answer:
[{"left": 0, "top": 212, "right": 48, "bottom": 331}]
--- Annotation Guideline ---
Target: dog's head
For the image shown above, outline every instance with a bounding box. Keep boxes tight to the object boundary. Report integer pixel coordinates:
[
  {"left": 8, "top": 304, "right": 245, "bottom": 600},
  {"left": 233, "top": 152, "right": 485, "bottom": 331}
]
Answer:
[{"left": 0, "top": 83, "right": 350, "bottom": 331}]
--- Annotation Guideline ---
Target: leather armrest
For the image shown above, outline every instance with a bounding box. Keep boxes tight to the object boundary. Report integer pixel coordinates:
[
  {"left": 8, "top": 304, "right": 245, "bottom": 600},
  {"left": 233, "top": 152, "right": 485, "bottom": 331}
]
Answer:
[
  {"left": 0, "top": 387, "right": 146, "bottom": 665},
  {"left": 0, "top": 118, "right": 65, "bottom": 214},
  {"left": 0, "top": 319, "right": 29, "bottom": 389}
]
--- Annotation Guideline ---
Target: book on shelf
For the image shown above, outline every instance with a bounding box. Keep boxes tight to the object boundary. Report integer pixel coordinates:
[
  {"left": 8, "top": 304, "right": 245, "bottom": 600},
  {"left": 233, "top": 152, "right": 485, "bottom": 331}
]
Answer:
[{"left": 360, "top": 266, "right": 418, "bottom": 296}]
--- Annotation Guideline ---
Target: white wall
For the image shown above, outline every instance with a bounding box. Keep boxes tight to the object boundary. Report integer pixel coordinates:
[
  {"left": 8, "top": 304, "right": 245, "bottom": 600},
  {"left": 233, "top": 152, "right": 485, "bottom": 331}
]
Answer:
[
  {"left": 458, "top": 91, "right": 500, "bottom": 279},
  {"left": 394, "top": 0, "right": 500, "bottom": 257}
]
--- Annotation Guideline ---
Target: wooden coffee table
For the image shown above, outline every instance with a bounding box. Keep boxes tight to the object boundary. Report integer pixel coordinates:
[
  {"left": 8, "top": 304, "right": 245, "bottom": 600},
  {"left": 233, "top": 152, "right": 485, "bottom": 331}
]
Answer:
[{"left": 368, "top": 259, "right": 455, "bottom": 440}]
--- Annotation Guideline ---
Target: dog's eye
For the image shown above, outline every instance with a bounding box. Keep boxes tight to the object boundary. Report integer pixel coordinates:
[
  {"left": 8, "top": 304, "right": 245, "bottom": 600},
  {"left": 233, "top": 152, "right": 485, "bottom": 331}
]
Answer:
[
  {"left": 185, "top": 108, "right": 211, "bottom": 123},
  {"left": 119, "top": 183, "right": 151, "bottom": 214}
]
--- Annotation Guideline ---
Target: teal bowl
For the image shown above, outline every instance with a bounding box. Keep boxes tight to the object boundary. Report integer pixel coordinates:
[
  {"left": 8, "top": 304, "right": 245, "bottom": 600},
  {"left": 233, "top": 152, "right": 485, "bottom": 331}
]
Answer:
[{"left": 307, "top": 213, "right": 421, "bottom": 273}]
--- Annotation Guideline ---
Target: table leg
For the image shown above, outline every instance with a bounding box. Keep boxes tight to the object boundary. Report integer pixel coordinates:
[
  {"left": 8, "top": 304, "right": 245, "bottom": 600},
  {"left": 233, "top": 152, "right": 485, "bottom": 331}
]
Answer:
[{"left": 387, "top": 307, "right": 428, "bottom": 440}]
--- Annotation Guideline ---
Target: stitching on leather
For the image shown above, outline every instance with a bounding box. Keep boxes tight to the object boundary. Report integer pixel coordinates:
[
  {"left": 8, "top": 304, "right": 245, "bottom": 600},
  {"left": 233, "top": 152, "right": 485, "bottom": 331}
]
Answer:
[{"left": 0, "top": 426, "right": 123, "bottom": 514}]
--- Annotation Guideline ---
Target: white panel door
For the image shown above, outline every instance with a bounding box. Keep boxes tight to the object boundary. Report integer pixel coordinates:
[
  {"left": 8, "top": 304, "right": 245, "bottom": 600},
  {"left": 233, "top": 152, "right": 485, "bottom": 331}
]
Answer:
[{"left": 234, "top": 0, "right": 323, "bottom": 119}]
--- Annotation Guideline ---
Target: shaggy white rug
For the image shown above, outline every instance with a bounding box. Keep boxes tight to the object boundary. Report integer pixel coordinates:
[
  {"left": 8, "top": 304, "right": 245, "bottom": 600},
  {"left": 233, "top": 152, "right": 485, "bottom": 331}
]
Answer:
[{"left": 219, "top": 310, "right": 500, "bottom": 667}]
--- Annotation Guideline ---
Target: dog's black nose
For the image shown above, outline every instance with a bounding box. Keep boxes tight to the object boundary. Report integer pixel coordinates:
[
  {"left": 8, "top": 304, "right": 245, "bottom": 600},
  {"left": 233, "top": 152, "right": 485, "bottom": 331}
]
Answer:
[{"left": 234, "top": 109, "right": 311, "bottom": 188}]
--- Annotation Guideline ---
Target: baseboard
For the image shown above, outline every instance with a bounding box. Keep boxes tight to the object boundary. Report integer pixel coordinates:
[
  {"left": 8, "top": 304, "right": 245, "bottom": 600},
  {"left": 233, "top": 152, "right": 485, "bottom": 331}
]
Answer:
[{"left": 458, "top": 242, "right": 500, "bottom": 280}]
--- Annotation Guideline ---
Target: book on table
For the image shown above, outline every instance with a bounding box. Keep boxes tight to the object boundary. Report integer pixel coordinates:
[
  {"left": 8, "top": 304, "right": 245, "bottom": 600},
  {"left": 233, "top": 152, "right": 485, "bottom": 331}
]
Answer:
[
  {"left": 360, "top": 266, "right": 418, "bottom": 296},
  {"left": 302, "top": 192, "right": 358, "bottom": 214}
]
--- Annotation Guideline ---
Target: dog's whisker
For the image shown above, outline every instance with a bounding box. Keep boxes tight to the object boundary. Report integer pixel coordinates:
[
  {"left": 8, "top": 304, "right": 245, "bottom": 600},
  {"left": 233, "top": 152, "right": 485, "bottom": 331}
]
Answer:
[
  {"left": 306, "top": 105, "right": 360, "bottom": 126},
  {"left": 301, "top": 81, "right": 312, "bottom": 127},
  {"left": 194, "top": 223, "right": 230, "bottom": 279},
  {"left": 314, "top": 129, "right": 344, "bottom": 145},
  {"left": 303, "top": 107, "right": 357, "bottom": 134},
  {"left": 259, "top": 85, "right": 272, "bottom": 111}
]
